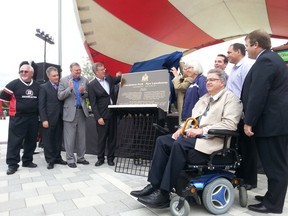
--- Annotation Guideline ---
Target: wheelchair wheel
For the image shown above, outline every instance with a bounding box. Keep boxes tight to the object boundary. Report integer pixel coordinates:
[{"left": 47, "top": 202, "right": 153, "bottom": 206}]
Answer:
[
  {"left": 170, "top": 196, "right": 190, "bottom": 216},
  {"left": 238, "top": 186, "right": 248, "bottom": 207},
  {"left": 202, "top": 178, "right": 235, "bottom": 215}
]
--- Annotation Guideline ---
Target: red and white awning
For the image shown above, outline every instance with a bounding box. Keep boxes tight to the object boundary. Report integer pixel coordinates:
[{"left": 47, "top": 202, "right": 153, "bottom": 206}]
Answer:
[{"left": 75, "top": 0, "right": 288, "bottom": 75}]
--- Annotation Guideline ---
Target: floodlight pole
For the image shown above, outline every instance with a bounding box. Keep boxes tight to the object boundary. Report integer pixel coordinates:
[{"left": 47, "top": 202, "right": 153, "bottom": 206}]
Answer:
[{"left": 35, "top": 29, "right": 55, "bottom": 83}]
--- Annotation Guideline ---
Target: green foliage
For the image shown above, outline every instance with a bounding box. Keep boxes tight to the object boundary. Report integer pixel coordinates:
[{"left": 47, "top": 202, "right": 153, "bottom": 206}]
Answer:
[{"left": 81, "top": 57, "right": 94, "bottom": 81}]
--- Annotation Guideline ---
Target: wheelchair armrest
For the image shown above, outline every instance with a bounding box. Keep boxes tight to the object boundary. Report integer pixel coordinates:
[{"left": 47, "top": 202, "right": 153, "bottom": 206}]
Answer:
[
  {"left": 152, "top": 123, "right": 169, "bottom": 134},
  {"left": 208, "top": 129, "right": 239, "bottom": 137}
]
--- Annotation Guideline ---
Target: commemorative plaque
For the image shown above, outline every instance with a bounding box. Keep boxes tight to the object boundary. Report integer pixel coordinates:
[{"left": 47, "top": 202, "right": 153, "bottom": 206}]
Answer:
[{"left": 114, "top": 69, "right": 170, "bottom": 112}]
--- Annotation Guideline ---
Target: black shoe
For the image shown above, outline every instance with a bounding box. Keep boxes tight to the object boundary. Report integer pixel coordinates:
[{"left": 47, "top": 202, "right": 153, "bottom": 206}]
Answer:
[
  {"left": 130, "top": 184, "right": 155, "bottom": 198},
  {"left": 95, "top": 160, "right": 104, "bottom": 166},
  {"left": 137, "top": 190, "right": 170, "bottom": 208},
  {"left": 54, "top": 159, "right": 67, "bottom": 165},
  {"left": 22, "top": 162, "right": 37, "bottom": 168},
  {"left": 77, "top": 160, "right": 89, "bottom": 165},
  {"left": 68, "top": 163, "right": 77, "bottom": 168},
  {"left": 248, "top": 203, "right": 282, "bottom": 214},
  {"left": 243, "top": 184, "right": 257, "bottom": 190},
  {"left": 7, "top": 167, "right": 18, "bottom": 175},
  {"left": 255, "top": 195, "right": 264, "bottom": 202},
  {"left": 107, "top": 160, "right": 115, "bottom": 166},
  {"left": 47, "top": 163, "right": 54, "bottom": 169}
]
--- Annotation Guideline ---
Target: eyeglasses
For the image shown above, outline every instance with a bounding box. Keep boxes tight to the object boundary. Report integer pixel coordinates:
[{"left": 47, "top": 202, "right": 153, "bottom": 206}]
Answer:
[
  {"left": 19, "top": 70, "right": 29, "bottom": 74},
  {"left": 206, "top": 78, "right": 221, "bottom": 83}
]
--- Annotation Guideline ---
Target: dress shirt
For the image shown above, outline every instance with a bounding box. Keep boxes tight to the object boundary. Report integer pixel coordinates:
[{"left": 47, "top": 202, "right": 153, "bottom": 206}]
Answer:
[
  {"left": 72, "top": 78, "right": 82, "bottom": 107},
  {"left": 226, "top": 58, "right": 254, "bottom": 98}
]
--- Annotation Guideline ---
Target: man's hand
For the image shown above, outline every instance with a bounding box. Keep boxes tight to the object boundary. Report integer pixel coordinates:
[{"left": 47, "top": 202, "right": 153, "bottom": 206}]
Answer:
[
  {"left": 98, "top": 118, "right": 105, "bottom": 125},
  {"left": 79, "top": 83, "right": 85, "bottom": 94},
  {"left": 244, "top": 124, "right": 254, "bottom": 137},
  {"left": 42, "top": 121, "right": 49, "bottom": 128},
  {"left": 69, "top": 79, "right": 74, "bottom": 90},
  {"left": 185, "top": 128, "right": 203, "bottom": 138},
  {"left": 172, "top": 128, "right": 182, "bottom": 140}
]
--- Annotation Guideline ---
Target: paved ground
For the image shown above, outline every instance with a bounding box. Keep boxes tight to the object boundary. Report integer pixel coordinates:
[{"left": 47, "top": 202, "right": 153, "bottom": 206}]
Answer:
[{"left": 0, "top": 117, "right": 287, "bottom": 216}]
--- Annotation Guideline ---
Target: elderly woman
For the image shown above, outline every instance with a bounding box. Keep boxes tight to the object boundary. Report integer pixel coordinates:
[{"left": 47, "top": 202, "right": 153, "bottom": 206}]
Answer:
[{"left": 180, "top": 59, "right": 207, "bottom": 122}]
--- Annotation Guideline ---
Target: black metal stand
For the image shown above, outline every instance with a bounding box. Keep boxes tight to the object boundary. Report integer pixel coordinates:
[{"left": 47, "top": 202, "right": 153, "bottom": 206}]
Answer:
[{"left": 111, "top": 106, "right": 165, "bottom": 177}]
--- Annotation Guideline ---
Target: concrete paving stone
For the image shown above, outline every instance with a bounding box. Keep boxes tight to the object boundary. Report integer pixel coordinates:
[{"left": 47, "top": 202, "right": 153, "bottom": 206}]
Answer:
[
  {"left": 54, "top": 172, "right": 76, "bottom": 179},
  {"left": 8, "top": 177, "right": 33, "bottom": 186},
  {"left": 25, "top": 194, "right": 56, "bottom": 207},
  {"left": 119, "top": 208, "right": 157, "bottom": 216},
  {"left": 68, "top": 174, "right": 93, "bottom": 183},
  {"left": 19, "top": 171, "right": 41, "bottom": 179},
  {"left": 84, "top": 179, "right": 106, "bottom": 188},
  {"left": 89, "top": 173, "right": 113, "bottom": 185},
  {"left": 46, "top": 177, "right": 71, "bottom": 186},
  {"left": 37, "top": 185, "right": 65, "bottom": 196},
  {"left": 0, "top": 193, "right": 8, "bottom": 203},
  {"left": 9, "top": 206, "right": 44, "bottom": 216},
  {"left": 72, "top": 195, "right": 105, "bottom": 208},
  {"left": 32, "top": 173, "right": 57, "bottom": 182},
  {"left": 53, "top": 190, "right": 83, "bottom": 201},
  {"left": 0, "top": 199, "right": 26, "bottom": 212},
  {"left": 0, "top": 181, "right": 7, "bottom": 188},
  {"left": 22, "top": 180, "right": 47, "bottom": 190},
  {"left": 62, "top": 182, "right": 88, "bottom": 191},
  {"left": 43, "top": 200, "right": 77, "bottom": 215},
  {"left": 94, "top": 200, "right": 130, "bottom": 215},
  {"left": 99, "top": 190, "right": 131, "bottom": 203},
  {"left": 79, "top": 185, "right": 107, "bottom": 196},
  {"left": 63, "top": 207, "right": 101, "bottom": 216},
  {"left": 101, "top": 183, "right": 120, "bottom": 193},
  {"left": 99, "top": 173, "right": 132, "bottom": 193},
  {"left": 9, "top": 189, "right": 38, "bottom": 200},
  {"left": 0, "top": 184, "right": 22, "bottom": 193},
  {"left": 119, "top": 197, "right": 144, "bottom": 210}
]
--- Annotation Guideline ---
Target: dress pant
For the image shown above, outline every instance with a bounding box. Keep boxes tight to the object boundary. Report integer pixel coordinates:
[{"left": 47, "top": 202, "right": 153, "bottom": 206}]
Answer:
[
  {"left": 96, "top": 116, "right": 117, "bottom": 161},
  {"left": 256, "top": 135, "right": 288, "bottom": 212},
  {"left": 63, "top": 109, "right": 86, "bottom": 164},
  {"left": 147, "top": 134, "right": 201, "bottom": 192},
  {"left": 42, "top": 117, "right": 63, "bottom": 163},
  {"left": 235, "top": 120, "right": 258, "bottom": 186},
  {"left": 6, "top": 115, "right": 39, "bottom": 168}
]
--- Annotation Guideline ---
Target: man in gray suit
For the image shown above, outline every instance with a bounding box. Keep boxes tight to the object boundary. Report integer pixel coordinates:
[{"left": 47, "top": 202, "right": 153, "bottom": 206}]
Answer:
[{"left": 58, "top": 62, "right": 89, "bottom": 168}]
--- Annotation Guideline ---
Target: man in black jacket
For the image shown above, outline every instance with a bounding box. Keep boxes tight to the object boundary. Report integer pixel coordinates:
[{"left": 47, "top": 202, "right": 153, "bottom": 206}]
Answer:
[
  {"left": 242, "top": 29, "right": 288, "bottom": 214},
  {"left": 88, "top": 62, "right": 121, "bottom": 166},
  {"left": 0, "top": 63, "right": 39, "bottom": 175},
  {"left": 39, "top": 66, "right": 67, "bottom": 169}
]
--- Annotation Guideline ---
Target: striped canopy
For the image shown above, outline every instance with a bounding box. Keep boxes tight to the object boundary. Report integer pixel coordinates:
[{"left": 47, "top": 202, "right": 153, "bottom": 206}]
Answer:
[{"left": 75, "top": 0, "right": 288, "bottom": 75}]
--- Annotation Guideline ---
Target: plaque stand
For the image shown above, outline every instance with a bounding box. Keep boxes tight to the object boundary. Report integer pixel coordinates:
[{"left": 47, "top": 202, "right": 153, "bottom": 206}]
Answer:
[{"left": 110, "top": 105, "right": 165, "bottom": 176}]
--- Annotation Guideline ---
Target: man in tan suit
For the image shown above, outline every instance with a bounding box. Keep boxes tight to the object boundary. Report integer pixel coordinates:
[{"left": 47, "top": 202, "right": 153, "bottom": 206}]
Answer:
[{"left": 130, "top": 68, "right": 243, "bottom": 208}]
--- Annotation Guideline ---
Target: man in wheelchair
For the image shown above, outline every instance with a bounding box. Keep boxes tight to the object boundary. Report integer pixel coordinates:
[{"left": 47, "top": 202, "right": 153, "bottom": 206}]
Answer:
[{"left": 130, "top": 68, "right": 243, "bottom": 208}]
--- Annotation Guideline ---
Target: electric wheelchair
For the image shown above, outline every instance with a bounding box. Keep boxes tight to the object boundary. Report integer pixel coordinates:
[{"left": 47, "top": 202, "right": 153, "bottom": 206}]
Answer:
[{"left": 154, "top": 117, "right": 248, "bottom": 215}]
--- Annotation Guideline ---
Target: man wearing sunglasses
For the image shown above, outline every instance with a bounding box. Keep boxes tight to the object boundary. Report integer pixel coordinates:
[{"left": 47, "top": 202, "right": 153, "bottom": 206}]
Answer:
[{"left": 0, "top": 63, "right": 40, "bottom": 175}]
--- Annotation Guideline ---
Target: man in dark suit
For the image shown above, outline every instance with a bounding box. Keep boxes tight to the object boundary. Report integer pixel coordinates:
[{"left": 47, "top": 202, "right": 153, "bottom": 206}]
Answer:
[
  {"left": 39, "top": 66, "right": 67, "bottom": 169},
  {"left": 242, "top": 29, "right": 288, "bottom": 214},
  {"left": 88, "top": 62, "right": 121, "bottom": 166}
]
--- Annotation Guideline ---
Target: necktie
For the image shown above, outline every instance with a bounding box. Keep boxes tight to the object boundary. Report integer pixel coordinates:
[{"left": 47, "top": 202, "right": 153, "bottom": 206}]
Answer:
[
  {"left": 198, "top": 97, "right": 213, "bottom": 123},
  {"left": 53, "top": 84, "right": 58, "bottom": 90}
]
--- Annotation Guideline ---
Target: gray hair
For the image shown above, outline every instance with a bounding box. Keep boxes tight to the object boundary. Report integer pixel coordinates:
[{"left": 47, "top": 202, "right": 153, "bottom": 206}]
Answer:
[
  {"left": 184, "top": 60, "right": 203, "bottom": 75},
  {"left": 92, "top": 62, "right": 104, "bottom": 74},
  {"left": 207, "top": 68, "right": 227, "bottom": 85},
  {"left": 46, "top": 66, "right": 58, "bottom": 77}
]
